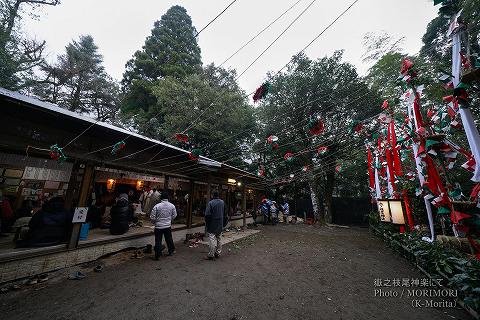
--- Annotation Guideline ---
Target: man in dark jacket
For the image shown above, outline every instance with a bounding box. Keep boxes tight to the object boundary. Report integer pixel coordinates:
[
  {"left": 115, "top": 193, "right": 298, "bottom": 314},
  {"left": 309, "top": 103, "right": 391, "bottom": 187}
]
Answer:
[
  {"left": 204, "top": 190, "right": 224, "bottom": 260},
  {"left": 19, "top": 197, "right": 72, "bottom": 247},
  {"left": 110, "top": 193, "right": 133, "bottom": 235}
]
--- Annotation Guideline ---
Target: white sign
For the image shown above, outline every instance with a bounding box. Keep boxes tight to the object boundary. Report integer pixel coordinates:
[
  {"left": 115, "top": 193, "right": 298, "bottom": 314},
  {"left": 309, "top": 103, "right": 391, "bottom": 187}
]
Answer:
[{"left": 72, "top": 207, "right": 88, "bottom": 223}]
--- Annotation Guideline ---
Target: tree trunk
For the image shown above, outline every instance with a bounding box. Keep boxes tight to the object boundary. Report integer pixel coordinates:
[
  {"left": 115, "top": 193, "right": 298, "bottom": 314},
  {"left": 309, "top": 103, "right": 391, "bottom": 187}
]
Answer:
[
  {"left": 308, "top": 179, "right": 323, "bottom": 224},
  {"left": 323, "top": 166, "right": 336, "bottom": 224},
  {"left": 5, "top": 1, "right": 21, "bottom": 38}
]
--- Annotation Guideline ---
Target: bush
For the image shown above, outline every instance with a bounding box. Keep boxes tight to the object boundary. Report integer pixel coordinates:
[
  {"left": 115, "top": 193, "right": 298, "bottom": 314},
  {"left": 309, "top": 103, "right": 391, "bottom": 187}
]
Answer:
[{"left": 370, "top": 221, "right": 480, "bottom": 312}]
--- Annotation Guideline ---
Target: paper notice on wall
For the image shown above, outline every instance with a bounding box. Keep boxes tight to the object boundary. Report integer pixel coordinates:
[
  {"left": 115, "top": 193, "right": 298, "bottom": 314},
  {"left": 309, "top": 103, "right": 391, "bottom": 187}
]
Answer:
[
  {"left": 22, "top": 167, "right": 36, "bottom": 180},
  {"left": 48, "top": 169, "right": 60, "bottom": 181},
  {"left": 44, "top": 181, "right": 60, "bottom": 189},
  {"left": 21, "top": 188, "right": 32, "bottom": 196},
  {"left": 38, "top": 168, "right": 50, "bottom": 181},
  {"left": 4, "top": 168, "right": 24, "bottom": 178},
  {"left": 72, "top": 207, "right": 88, "bottom": 223}
]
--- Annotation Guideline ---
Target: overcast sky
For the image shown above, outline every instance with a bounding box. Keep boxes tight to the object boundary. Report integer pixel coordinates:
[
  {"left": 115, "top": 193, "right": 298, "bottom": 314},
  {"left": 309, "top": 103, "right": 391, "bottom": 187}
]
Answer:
[{"left": 23, "top": 0, "right": 438, "bottom": 93}]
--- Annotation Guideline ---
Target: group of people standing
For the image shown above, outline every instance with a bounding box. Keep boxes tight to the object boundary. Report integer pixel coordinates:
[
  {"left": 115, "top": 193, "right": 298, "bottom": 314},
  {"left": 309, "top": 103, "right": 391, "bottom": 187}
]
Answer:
[
  {"left": 258, "top": 198, "right": 291, "bottom": 225},
  {"left": 148, "top": 189, "right": 224, "bottom": 261}
]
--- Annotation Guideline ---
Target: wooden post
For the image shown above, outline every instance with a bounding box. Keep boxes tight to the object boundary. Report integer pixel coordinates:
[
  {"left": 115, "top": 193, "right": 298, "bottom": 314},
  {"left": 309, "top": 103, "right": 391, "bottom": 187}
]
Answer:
[
  {"left": 68, "top": 163, "right": 93, "bottom": 249},
  {"left": 187, "top": 180, "right": 194, "bottom": 228},
  {"left": 226, "top": 186, "right": 231, "bottom": 217},
  {"left": 163, "top": 175, "right": 169, "bottom": 192},
  {"left": 206, "top": 173, "right": 212, "bottom": 201},
  {"left": 293, "top": 180, "right": 297, "bottom": 217},
  {"left": 242, "top": 182, "right": 246, "bottom": 228}
]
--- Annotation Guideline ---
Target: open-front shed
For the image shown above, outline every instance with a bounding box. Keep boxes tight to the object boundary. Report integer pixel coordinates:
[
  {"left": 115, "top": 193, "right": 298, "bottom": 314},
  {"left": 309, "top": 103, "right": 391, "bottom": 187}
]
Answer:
[{"left": 0, "top": 88, "right": 264, "bottom": 283}]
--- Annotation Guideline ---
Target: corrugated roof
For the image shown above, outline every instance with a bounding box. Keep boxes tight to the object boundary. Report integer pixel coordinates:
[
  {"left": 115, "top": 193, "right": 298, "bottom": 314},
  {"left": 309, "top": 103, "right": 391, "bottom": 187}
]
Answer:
[{"left": 0, "top": 87, "right": 258, "bottom": 179}]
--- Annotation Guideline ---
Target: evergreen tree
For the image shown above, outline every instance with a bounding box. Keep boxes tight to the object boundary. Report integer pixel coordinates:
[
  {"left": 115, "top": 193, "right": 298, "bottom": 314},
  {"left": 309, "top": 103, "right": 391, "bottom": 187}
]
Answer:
[
  {"left": 121, "top": 5, "right": 202, "bottom": 114},
  {"left": 34, "top": 35, "right": 120, "bottom": 122},
  {"left": 129, "top": 64, "right": 256, "bottom": 168},
  {"left": 0, "top": 0, "right": 60, "bottom": 90}
]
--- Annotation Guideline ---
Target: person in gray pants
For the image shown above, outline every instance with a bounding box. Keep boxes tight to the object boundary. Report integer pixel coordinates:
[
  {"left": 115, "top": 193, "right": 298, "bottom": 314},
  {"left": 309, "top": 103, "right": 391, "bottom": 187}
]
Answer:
[{"left": 204, "top": 190, "right": 224, "bottom": 260}]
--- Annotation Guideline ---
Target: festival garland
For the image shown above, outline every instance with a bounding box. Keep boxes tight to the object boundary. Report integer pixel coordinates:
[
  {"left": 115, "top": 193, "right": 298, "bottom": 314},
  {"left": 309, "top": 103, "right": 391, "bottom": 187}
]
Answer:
[{"left": 253, "top": 82, "right": 271, "bottom": 103}]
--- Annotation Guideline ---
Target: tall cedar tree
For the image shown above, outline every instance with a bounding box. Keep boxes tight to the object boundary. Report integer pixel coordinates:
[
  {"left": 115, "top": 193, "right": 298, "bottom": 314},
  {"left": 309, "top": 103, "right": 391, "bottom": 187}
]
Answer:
[{"left": 121, "top": 5, "right": 202, "bottom": 114}]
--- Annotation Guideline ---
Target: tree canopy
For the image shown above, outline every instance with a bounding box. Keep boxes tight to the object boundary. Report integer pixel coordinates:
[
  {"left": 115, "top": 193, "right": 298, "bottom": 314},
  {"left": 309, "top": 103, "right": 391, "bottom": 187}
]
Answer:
[
  {"left": 121, "top": 5, "right": 202, "bottom": 115},
  {"left": 256, "top": 52, "right": 381, "bottom": 223},
  {"left": 0, "top": 0, "right": 60, "bottom": 90},
  {"left": 33, "top": 35, "right": 120, "bottom": 122},
  {"left": 129, "top": 64, "right": 256, "bottom": 168}
]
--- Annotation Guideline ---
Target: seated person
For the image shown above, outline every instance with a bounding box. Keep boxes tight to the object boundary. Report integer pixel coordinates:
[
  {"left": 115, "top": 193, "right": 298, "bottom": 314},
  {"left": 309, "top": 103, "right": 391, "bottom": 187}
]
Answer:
[
  {"left": 18, "top": 197, "right": 72, "bottom": 247},
  {"left": 0, "top": 194, "right": 14, "bottom": 233},
  {"left": 86, "top": 201, "right": 104, "bottom": 229},
  {"left": 16, "top": 200, "right": 35, "bottom": 218},
  {"left": 109, "top": 193, "right": 135, "bottom": 235}
]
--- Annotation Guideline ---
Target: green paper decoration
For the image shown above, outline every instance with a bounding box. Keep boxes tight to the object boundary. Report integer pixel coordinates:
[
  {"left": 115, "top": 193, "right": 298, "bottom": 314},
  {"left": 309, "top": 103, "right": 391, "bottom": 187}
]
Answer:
[
  {"left": 437, "top": 206, "right": 450, "bottom": 214},
  {"left": 425, "top": 139, "right": 441, "bottom": 150},
  {"left": 188, "top": 148, "right": 202, "bottom": 161},
  {"left": 49, "top": 144, "right": 67, "bottom": 162},
  {"left": 111, "top": 140, "right": 126, "bottom": 155}
]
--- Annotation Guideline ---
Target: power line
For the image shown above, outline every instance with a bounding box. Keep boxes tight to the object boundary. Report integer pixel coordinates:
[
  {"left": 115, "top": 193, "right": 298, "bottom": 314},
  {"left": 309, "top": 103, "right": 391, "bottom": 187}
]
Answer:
[
  {"left": 195, "top": 0, "right": 238, "bottom": 37},
  {"left": 273, "top": 0, "right": 361, "bottom": 78},
  {"left": 74, "top": 1, "right": 464, "bottom": 168},
  {"left": 71, "top": 0, "right": 363, "bottom": 159},
  {"left": 235, "top": 0, "right": 318, "bottom": 80},
  {"left": 176, "top": 106, "right": 382, "bottom": 176},
  {"left": 219, "top": 0, "right": 304, "bottom": 67}
]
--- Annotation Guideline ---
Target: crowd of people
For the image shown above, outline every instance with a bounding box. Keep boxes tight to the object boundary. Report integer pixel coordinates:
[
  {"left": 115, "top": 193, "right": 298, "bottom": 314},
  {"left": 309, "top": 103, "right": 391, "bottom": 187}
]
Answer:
[
  {"left": 255, "top": 198, "right": 293, "bottom": 225},
  {"left": 2, "top": 187, "right": 288, "bottom": 263},
  {"left": 1, "top": 186, "right": 224, "bottom": 261}
]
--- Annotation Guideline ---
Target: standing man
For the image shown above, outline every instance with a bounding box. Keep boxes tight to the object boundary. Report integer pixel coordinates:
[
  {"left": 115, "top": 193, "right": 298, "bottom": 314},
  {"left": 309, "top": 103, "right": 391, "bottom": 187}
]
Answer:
[
  {"left": 204, "top": 190, "right": 224, "bottom": 260},
  {"left": 270, "top": 201, "right": 279, "bottom": 225},
  {"left": 150, "top": 191, "right": 177, "bottom": 260},
  {"left": 260, "top": 198, "right": 270, "bottom": 225}
]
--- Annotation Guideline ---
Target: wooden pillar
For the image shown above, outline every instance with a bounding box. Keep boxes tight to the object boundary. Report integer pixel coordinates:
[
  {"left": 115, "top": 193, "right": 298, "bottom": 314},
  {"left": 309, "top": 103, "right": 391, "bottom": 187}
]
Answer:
[
  {"left": 226, "top": 187, "right": 231, "bottom": 217},
  {"left": 68, "top": 163, "right": 94, "bottom": 249},
  {"left": 187, "top": 180, "right": 194, "bottom": 228},
  {"left": 206, "top": 173, "right": 212, "bottom": 201},
  {"left": 242, "top": 182, "right": 247, "bottom": 227},
  {"left": 163, "top": 175, "right": 169, "bottom": 192}
]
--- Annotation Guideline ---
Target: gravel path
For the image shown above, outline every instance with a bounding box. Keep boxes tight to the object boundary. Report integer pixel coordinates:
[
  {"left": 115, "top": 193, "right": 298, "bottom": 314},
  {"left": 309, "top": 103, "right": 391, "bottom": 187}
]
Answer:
[{"left": 0, "top": 224, "right": 471, "bottom": 320}]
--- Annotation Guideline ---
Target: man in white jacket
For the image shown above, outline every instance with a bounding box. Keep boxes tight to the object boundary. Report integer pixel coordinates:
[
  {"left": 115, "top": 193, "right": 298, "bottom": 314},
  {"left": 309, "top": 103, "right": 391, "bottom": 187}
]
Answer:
[{"left": 150, "top": 192, "right": 177, "bottom": 260}]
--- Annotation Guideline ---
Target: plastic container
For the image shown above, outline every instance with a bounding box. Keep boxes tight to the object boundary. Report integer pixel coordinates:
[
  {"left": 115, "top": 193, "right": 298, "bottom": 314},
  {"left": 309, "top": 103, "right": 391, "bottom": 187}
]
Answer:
[{"left": 79, "top": 223, "right": 90, "bottom": 240}]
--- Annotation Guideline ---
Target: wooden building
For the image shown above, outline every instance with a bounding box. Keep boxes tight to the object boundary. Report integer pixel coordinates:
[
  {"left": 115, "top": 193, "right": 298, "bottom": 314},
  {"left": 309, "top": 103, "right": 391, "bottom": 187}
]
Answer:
[{"left": 0, "top": 88, "right": 263, "bottom": 283}]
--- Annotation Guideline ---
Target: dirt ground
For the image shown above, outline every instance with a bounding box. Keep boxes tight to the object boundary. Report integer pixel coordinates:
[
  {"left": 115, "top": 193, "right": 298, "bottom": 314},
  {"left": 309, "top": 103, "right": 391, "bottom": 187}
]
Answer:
[{"left": 0, "top": 224, "right": 472, "bottom": 320}]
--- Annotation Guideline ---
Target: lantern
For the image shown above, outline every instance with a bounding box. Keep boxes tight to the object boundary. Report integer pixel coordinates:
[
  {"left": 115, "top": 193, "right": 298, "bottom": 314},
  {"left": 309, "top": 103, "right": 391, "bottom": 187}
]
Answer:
[
  {"left": 106, "top": 179, "right": 116, "bottom": 193},
  {"left": 377, "top": 199, "right": 405, "bottom": 225},
  {"left": 389, "top": 200, "right": 406, "bottom": 225},
  {"left": 377, "top": 200, "right": 391, "bottom": 222}
]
